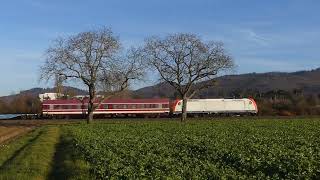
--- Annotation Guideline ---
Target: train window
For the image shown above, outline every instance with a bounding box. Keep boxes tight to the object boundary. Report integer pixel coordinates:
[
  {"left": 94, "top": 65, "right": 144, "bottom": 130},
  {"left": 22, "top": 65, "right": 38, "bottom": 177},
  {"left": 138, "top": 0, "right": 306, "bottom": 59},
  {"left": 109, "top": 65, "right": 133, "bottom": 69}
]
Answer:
[
  {"left": 131, "top": 104, "right": 137, "bottom": 109},
  {"left": 150, "top": 104, "right": 159, "bottom": 108},
  {"left": 62, "top": 105, "right": 69, "bottom": 109},
  {"left": 144, "top": 104, "right": 151, "bottom": 108},
  {"left": 162, "top": 104, "right": 169, "bottom": 108},
  {"left": 42, "top": 105, "right": 50, "bottom": 110},
  {"left": 137, "top": 104, "right": 143, "bottom": 109},
  {"left": 102, "top": 104, "right": 108, "bottom": 109},
  {"left": 53, "top": 105, "right": 60, "bottom": 109}
]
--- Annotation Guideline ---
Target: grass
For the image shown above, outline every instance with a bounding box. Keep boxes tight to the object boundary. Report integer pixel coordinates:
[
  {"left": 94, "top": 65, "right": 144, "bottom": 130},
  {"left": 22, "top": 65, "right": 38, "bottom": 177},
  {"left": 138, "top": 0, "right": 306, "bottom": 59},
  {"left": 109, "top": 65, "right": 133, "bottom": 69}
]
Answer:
[
  {"left": 1, "top": 117, "right": 320, "bottom": 179},
  {"left": 0, "top": 128, "right": 41, "bottom": 167},
  {"left": 0, "top": 127, "right": 60, "bottom": 180},
  {"left": 48, "top": 127, "right": 92, "bottom": 180}
]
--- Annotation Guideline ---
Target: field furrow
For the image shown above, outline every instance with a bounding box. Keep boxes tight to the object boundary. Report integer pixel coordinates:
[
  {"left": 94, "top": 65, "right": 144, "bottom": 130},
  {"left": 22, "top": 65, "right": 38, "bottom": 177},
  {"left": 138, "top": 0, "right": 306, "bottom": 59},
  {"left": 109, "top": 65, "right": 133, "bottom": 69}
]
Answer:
[{"left": 0, "top": 126, "right": 34, "bottom": 144}]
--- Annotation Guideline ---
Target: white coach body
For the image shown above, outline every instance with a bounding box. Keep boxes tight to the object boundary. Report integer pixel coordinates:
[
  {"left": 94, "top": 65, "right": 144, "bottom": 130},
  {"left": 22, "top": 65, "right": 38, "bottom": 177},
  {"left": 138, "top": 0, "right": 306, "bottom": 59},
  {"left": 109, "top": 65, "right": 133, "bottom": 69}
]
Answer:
[{"left": 172, "top": 98, "right": 258, "bottom": 114}]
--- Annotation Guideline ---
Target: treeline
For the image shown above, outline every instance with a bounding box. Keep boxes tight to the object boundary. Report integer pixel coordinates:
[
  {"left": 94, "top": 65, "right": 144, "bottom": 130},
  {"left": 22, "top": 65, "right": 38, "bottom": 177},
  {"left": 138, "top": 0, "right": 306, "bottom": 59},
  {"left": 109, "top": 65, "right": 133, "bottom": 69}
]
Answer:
[
  {"left": 0, "top": 95, "right": 41, "bottom": 114},
  {"left": 230, "top": 89, "right": 320, "bottom": 116}
]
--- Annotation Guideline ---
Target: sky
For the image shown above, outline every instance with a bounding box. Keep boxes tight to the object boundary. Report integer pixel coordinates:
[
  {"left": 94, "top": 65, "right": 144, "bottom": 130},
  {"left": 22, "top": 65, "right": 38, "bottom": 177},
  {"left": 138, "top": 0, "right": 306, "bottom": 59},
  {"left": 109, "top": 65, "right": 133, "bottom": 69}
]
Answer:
[{"left": 0, "top": 0, "right": 319, "bottom": 96}]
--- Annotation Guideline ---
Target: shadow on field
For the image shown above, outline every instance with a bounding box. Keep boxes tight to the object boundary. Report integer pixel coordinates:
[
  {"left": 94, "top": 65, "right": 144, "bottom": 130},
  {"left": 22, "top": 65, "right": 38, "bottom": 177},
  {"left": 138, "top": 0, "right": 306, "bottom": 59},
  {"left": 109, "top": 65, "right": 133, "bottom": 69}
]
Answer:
[{"left": 49, "top": 131, "right": 92, "bottom": 180}]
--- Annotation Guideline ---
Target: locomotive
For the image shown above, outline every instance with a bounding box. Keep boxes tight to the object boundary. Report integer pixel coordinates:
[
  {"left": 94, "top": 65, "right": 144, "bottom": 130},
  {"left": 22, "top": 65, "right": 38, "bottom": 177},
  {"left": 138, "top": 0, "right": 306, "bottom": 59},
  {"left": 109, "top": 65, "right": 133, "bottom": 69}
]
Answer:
[{"left": 41, "top": 98, "right": 258, "bottom": 118}]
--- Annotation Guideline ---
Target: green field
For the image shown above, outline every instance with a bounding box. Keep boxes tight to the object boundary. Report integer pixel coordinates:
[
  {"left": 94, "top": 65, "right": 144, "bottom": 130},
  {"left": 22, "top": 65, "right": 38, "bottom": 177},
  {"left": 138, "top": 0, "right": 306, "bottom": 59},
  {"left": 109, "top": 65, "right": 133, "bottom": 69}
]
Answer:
[{"left": 1, "top": 118, "right": 320, "bottom": 179}]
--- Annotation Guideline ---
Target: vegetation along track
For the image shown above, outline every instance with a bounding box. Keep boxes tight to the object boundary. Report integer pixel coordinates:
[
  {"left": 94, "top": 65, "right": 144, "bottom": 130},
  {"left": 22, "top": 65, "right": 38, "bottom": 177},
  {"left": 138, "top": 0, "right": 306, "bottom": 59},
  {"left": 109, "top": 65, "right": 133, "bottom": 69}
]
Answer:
[{"left": 0, "top": 127, "right": 60, "bottom": 180}]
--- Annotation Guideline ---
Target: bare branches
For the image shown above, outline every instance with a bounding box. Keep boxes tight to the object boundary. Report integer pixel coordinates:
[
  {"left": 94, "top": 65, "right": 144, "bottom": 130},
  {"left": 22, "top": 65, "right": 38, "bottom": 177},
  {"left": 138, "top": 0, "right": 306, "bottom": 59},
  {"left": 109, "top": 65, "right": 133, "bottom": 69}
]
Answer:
[
  {"left": 40, "top": 27, "right": 120, "bottom": 86},
  {"left": 141, "top": 33, "right": 234, "bottom": 98},
  {"left": 138, "top": 33, "right": 235, "bottom": 121},
  {"left": 40, "top": 27, "right": 145, "bottom": 123}
]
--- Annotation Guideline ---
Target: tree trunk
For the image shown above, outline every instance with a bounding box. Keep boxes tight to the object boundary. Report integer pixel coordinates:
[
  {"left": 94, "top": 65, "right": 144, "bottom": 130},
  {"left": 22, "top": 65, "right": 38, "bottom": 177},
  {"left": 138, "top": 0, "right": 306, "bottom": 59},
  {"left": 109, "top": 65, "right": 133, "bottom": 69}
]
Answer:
[
  {"left": 181, "top": 97, "right": 188, "bottom": 122},
  {"left": 87, "top": 84, "right": 95, "bottom": 124},
  {"left": 87, "top": 110, "right": 94, "bottom": 124}
]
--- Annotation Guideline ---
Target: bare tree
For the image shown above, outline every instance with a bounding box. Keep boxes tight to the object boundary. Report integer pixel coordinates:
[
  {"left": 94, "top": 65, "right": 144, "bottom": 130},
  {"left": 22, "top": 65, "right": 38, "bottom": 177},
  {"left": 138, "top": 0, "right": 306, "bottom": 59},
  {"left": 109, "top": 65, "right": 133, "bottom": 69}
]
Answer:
[
  {"left": 54, "top": 74, "right": 64, "bottom": 99},
  {"left": 139, "top": 33, "right": 234, "bottom": 121},
  {"left": 40, "top": 27, "right": 145, "bottom": 123}
]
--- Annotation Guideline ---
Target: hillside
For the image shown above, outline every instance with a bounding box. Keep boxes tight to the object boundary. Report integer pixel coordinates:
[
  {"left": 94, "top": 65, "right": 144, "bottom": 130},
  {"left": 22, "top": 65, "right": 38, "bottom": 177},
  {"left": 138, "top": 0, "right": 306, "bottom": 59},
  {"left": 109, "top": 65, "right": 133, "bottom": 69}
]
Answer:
[
  {"left": 133, "top": 68, "right": 320, "bottom": 98},
  {"left": 0, "top": 87, "right": 87, "bottom": 102},
  {"left": 1, "top": 68, "right": 319, "bottom": 101}
]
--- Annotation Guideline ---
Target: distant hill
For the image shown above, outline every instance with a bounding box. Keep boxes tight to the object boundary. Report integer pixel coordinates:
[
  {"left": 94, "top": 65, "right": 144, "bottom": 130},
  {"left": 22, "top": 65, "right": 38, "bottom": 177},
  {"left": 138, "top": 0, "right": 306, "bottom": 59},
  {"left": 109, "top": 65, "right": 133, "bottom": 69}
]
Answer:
[
  {"left": 0, "top": 86, "right": 88, "bottom": 102},
  {"left": 1, "top": 68, "right": 319, "bottom": 101},
  {"left": 133, "top": 68, "right": 320, "bottom": 98}
]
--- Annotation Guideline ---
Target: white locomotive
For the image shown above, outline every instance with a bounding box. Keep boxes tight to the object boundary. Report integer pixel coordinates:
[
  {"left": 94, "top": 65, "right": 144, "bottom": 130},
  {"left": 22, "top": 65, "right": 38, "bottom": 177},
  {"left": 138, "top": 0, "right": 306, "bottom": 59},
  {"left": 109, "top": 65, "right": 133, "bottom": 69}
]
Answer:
[{"left": 171, "top": 98, "right": 258, "bottom": 115}]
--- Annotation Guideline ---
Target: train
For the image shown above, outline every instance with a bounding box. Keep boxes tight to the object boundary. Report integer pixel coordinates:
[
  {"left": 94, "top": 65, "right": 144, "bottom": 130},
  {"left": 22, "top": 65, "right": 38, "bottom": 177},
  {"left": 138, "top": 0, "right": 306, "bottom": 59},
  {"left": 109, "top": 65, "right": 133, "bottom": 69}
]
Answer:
[{"left": 41, "top": 98, "right": 258, "bottom": 118}]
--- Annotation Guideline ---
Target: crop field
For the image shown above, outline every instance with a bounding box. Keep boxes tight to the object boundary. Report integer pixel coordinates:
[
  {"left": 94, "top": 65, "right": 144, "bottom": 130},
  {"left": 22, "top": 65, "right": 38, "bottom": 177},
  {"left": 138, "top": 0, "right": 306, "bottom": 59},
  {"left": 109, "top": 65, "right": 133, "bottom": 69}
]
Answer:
[{"left": 0, "top": 118, "right": 320, "bottom": 179}]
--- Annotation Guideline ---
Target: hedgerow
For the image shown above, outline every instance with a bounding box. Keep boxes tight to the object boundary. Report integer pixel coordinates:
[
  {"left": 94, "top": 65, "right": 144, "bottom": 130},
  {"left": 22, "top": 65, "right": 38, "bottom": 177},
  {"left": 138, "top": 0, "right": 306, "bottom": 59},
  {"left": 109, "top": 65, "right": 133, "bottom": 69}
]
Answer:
[{"left": 65, "top": 119, "right": 320, "bottom": 179}]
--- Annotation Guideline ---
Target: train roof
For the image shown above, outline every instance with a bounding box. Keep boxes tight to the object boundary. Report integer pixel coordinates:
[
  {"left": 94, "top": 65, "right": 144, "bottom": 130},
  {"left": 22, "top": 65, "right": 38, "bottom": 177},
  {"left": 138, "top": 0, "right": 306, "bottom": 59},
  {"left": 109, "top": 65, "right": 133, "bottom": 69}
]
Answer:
[
  {"left": 185, "top": 98, "right": 253, "bottom": 101},
  {"left": 42, "top": 98, "right": 170, "bottom": 104}
]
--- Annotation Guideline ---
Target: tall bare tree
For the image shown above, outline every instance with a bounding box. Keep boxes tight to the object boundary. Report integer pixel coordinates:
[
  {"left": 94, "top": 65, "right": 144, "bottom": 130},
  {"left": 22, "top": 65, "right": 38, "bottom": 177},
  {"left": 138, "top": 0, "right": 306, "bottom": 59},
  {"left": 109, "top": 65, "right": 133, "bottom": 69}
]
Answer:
[
  {"left": 139, "top": 33, "right": 234, "bottom": 121},
  {"left": 54, "top": 74, "right": 64, "bottom": 99},
  {"left": 40, "top": 27, "right": 144, "bottom": 123}
]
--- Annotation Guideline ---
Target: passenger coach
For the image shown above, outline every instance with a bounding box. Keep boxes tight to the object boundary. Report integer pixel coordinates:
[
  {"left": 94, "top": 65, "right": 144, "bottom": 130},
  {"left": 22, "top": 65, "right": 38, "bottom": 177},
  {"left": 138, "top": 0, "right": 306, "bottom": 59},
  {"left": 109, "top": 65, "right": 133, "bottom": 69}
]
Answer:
[{"left": 42, "top": 99, "right": 170, "bottom": 118}]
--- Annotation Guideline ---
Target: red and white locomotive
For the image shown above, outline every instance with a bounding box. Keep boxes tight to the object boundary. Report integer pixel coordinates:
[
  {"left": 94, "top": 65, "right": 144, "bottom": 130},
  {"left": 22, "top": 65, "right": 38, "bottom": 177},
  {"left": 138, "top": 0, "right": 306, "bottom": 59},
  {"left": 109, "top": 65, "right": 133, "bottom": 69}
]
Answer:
[{"left": 42, "top": 98, "right": 258, "bottom": 118}]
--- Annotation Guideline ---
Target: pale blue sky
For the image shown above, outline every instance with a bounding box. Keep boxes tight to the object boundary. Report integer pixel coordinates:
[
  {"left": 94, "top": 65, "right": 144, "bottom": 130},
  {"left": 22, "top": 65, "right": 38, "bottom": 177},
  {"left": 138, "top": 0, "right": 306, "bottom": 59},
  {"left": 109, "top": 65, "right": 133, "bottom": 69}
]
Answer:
[{"left": 0, "top": 0, "right": 319, "bottom": 96}]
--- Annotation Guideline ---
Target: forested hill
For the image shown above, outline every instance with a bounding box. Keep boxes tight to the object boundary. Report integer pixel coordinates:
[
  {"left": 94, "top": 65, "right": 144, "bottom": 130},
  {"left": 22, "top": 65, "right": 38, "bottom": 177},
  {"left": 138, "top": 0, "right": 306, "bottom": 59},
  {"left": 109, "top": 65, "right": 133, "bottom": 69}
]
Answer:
[
  {"left": 1, "top": 68, "right": 319, "bottom": 101},
  {"left": 133, "top": 68, "right": 320, "bottom": 98},
  {"left": 0, "top": 87, "right": 87, "bottom": 103}
]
